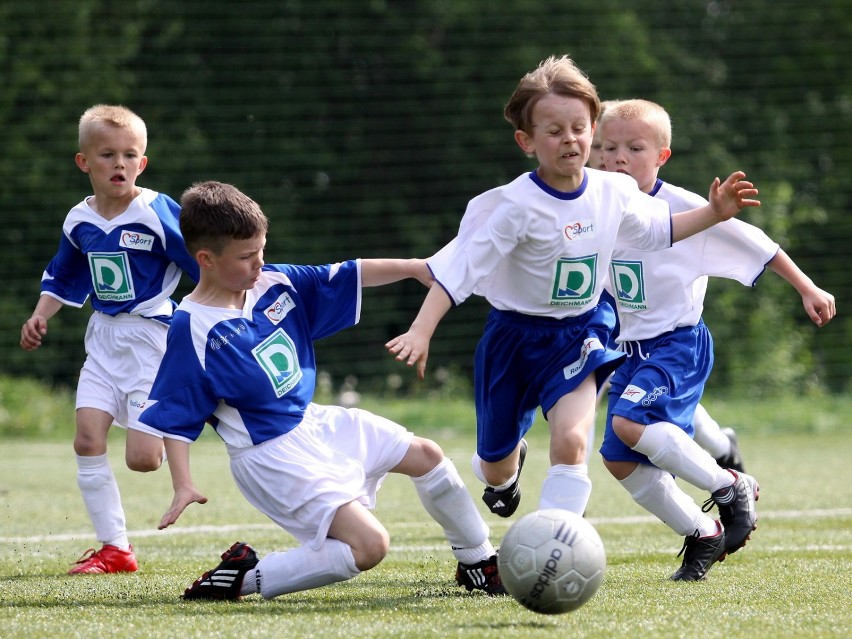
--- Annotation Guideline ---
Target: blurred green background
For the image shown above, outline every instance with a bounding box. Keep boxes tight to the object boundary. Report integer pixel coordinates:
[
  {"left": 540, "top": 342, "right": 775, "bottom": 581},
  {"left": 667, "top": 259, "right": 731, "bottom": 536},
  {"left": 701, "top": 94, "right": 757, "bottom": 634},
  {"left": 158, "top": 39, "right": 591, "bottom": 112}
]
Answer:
[{"left": 1, "top": 0, "right": 849, "bottom": 398}]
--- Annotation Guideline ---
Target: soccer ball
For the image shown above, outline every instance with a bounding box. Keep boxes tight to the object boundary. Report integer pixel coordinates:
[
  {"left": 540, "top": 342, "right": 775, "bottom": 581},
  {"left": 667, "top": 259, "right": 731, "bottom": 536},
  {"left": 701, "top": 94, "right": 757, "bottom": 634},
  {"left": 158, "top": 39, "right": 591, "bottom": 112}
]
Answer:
[{"left": 498, "top": 509, "right": 606, "bottom": 614}]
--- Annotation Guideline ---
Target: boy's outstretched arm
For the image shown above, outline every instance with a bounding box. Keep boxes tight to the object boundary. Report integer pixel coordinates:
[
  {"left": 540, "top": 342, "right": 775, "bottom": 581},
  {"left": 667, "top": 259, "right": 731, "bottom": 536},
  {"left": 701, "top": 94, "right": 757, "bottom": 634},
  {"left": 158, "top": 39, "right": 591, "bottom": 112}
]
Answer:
[
  {"left": 158, "top": 437, "right": 208, "bottom": 530},
  {"left": 360, "top": 258, "right": 432, "bottom": 288},
  {"left": 386, "top": 284, "right": 453, "bottom": 379},
  {"left": 768, "top": 249, "right": 836, "bottom": 327},
  {"left": 671, "top": 171, "right": 760, "bottom": 242}
]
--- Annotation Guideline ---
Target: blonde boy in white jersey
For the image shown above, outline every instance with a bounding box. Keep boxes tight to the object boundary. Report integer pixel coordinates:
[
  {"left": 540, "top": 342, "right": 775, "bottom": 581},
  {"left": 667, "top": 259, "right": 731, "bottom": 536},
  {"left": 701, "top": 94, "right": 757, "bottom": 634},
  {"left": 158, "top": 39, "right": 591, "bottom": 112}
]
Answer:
[
  {"left": 387, "top": 56, "right": 761, "bottom": 524},
  {"left": 592, "top": 101, "right": 747, "bottom": 473},
  {"left": 598, "top": 99, "right": 835, "bottom": 580}
]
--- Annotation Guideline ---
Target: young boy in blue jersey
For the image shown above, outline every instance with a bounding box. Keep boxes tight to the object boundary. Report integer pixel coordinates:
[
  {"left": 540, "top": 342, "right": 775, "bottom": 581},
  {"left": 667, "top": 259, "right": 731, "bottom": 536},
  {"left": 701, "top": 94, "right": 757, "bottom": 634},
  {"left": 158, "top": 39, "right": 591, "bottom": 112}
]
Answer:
[
  {"left": 386, "top": 55, "right": 760, "bottom": 522},
  {"left": 139, "top": 181, "right": 505, "bottom": 600},
  {"left": 20, "top": 105, "right": 200, "bottom": 574},
  {"left": 597, "top": 99, "right": 835, "bottom": 580}
]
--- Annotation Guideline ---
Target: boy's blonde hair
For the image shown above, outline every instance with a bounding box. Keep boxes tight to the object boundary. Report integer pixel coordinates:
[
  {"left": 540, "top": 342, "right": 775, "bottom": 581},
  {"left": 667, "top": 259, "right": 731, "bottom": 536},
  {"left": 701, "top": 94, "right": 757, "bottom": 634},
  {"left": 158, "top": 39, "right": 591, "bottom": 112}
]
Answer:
[
  {"left": 180, "top": 181, "right": 269, "bottom": 256},
  {"left": 78, "top": 104, "right": 148, "bottom": 151},
  {"left": 599, "top": 99, "right": 672, "bottom": 149},
  {"left": 504, "top": 55, "right": 600, "bottom": 134}
]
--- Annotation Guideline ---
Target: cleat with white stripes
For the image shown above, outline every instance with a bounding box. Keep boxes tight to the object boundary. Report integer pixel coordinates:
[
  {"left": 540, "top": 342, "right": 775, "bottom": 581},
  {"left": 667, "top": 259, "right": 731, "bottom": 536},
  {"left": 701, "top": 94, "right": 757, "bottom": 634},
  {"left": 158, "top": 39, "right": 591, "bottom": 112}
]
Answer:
[
  {"left": 455, "top": 554, "right": 506, "bottom": 595},
  {"left": 182, "top": 541, "right": 259, "bottom": 601},
  {"left": 703, "top": 470, "right": 760, "bottom": 555},
  {"left": 482, "top": 439, "right": 527, "bottom": 518}
]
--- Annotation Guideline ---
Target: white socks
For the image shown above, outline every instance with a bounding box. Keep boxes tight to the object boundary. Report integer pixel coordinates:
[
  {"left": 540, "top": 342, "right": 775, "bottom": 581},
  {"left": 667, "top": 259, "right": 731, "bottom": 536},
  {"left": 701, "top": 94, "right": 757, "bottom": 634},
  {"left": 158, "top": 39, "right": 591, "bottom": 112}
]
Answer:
[
  {"left": 243, "top": 539, "right": 360, "bottom": 598},
  {"left": 412, "top": 457, "right": 494, "bottom": 564},
  {"left": 538, "top": 463, "right": 592, "bottom": 515},
  {"left": 632, "top": 422, "right": 732, "bottom": 493},
  {"left": 691, "top": 404, "right": 731, "bottom": 459},
  {"left": 619, "top": 464, "right": 717, "bottom": 537},
  {"left": 75, "top": 453, "right": 129, "bottom": 549}
]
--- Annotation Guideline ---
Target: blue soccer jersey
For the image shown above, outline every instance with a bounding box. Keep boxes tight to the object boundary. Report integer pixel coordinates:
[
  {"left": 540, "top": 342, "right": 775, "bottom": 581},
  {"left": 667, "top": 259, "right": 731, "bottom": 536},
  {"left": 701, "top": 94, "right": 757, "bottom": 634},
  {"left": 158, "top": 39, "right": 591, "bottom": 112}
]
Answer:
[
  {"left": 140, "top": 261, "right": 362, "bottom": 448},
  {"left": 40, "top": 188, "right": 199, "bottom": 321}
]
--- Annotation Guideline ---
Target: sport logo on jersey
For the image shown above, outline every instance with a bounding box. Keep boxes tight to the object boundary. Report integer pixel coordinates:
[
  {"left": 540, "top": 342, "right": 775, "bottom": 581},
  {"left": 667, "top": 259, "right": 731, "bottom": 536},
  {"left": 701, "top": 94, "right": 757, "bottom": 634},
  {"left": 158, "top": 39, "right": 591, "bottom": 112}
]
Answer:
[
  {"left": 265, "top": 292, "right": 296, "bottom": 324},
  {"left": 564, "top": 220, "right": 596, "bottom": 241},
  {"left": 252, "top": 328, "right": 303, "bottom": 397},
  {"left": 551, "top": 255, "right": 597, "bottom": 306},
  {"left": 610, "top": 260, "right": 648, "bottom": 310},
  {"left": 119, "top": 231, "right": 155, "bottom": 251},
  {"left": 89, "top": 252, "right": 136, "bottom": 301}
]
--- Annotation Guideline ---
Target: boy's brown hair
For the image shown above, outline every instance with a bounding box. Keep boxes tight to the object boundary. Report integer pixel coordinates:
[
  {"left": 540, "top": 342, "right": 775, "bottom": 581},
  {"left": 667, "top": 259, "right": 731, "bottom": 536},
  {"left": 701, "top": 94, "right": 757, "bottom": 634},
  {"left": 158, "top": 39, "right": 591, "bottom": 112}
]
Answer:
[
  {"left": 504, "top": 55, "right": 600, "bottom": 134},
  {"left": 180, "top": 181, "right": 269, "bottom": 256}
]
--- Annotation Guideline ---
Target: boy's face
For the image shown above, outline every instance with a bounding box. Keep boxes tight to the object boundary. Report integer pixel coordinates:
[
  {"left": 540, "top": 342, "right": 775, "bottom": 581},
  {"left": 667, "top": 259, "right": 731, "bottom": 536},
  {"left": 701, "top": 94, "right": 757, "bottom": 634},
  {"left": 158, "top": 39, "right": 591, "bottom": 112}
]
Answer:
[
  {"left": 587, "top": 124, "right": 606, "bottom": 170},
  {"left": 514, "top": 93, "right": 594, "bottom": 192},
  {"left": 201, "top": 234, "right": 266, "bottom": 293},
  {"left": 600, "top": 118, "right": 671, "bottom": 193},
  {"left": 75, "top": 124, "right": 148, "bottom": 199}
]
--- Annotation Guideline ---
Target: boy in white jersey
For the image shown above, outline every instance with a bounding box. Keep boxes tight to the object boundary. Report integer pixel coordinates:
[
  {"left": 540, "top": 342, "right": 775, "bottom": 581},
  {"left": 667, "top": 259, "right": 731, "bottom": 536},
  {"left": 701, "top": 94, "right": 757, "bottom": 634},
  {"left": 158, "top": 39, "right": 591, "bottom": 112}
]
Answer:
[
  {"left": 386, "top": 55, "right": 760, "bottom": 522},
  {"left": 140, "top": 181, "right": 506, "bottom": 600},
  {"left": 20, "top": 105, "right": 199, "bottom": 575},
  {"left": 592, "top": 101, "right": 747, "bottom": 473},
  {"left": 598, "top": 99, "right": 835, "bottom": 580}
]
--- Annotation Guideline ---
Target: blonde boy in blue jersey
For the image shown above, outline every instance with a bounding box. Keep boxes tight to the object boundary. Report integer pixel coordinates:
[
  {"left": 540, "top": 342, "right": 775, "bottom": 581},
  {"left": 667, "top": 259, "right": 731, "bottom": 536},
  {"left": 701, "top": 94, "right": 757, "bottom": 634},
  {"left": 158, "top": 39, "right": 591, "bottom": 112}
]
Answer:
[
  {"left": 386, "top": 55, "right": 761, "bottom": 523},
  {"left": 140, "top": 181, "right": 505, "bottom": 600},
  {"left": 598, "top": 98, "right": 835, "bottom": 580},
  {"left": 20, "top": 105, "right": 199, "bottom": 575}
]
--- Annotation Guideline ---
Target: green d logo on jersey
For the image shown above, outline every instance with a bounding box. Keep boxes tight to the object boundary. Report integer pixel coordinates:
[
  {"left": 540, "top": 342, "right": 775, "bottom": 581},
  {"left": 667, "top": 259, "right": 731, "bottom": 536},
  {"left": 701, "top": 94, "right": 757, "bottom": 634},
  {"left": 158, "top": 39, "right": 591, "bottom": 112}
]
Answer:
[
  {"left": 89, "top": 252, "right": 135, "bottom": 302},
  {"left": 551, "top": 255, "right": 597, "bottom": 307},
  {"left": 610, "top": 260, "right": 648, "bottom": 310},
  {"left": 252, "top": 328, "right": 303, "bottom": 397}
]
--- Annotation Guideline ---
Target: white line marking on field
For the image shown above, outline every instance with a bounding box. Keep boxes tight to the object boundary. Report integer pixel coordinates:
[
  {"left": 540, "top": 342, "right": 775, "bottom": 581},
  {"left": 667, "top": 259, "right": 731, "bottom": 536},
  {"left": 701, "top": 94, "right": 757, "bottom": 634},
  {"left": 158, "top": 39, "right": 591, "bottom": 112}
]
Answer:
[{"left": 1, "top": 508, "right": 849, "bottom": 545}]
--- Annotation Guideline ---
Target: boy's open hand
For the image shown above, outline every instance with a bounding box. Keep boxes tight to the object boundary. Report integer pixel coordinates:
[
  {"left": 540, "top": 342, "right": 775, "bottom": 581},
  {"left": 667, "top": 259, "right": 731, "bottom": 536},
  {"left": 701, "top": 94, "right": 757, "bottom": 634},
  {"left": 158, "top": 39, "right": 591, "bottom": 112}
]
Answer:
[
  {"left": 709, "top": 171, "right": 760, "bottom": 221},
  {"left": 386, "top": 328, "right": 431, "bottom": 379},
  {"left": 158, "top": 485, "right": 208, "bottom": 530}
]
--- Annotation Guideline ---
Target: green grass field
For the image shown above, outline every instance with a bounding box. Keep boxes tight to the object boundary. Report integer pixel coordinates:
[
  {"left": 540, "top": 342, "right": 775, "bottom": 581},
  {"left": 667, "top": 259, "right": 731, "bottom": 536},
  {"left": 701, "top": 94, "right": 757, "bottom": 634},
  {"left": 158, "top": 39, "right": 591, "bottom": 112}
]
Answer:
[{"left": 1, "top": 395, "right": 850, "bottom": 639}]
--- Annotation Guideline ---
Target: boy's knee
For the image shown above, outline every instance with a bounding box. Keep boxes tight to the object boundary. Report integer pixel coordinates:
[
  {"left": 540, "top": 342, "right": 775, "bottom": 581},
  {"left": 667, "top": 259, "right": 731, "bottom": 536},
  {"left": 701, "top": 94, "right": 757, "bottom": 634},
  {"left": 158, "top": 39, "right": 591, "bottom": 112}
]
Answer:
[
  {"left": 352, "top": 529, "right": 390, "bottom": 571},
  {"left": 126, "top": 452, "right": 162, "bottom": 472}
]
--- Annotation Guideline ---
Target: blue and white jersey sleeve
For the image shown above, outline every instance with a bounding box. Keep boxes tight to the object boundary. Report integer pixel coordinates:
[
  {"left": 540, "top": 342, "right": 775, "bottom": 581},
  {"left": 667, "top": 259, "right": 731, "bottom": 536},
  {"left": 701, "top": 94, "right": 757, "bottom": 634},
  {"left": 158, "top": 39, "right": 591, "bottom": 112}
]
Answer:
[
  {"left": 140, "top": 260, "right": 361, "bottom": 447},
  {"left": 40, "top": 189, "right": 199, "bottom": 320}
]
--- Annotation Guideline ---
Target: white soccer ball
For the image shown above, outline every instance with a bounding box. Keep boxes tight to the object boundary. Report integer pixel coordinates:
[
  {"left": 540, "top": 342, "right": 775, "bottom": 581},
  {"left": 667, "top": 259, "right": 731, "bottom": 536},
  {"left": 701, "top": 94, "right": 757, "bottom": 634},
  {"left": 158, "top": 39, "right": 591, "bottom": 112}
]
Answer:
[{"left": 498, "top": 509, "right": 606, "bottom": 614}]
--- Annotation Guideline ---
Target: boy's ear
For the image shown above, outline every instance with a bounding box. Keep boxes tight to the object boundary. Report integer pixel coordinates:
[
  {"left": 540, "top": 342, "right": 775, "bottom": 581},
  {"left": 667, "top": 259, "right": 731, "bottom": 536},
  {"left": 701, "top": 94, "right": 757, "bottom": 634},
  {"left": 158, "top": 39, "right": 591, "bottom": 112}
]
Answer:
[
  {"left": 657, "top": 147, "right": 673, "bottom": 167},
  {"left": 196, "top": 248, "right": 215, "bottom": 269},
  {"left": 137, "top": 155, "right": 148, "bottom": 175},
  {"left": 514, "top": 129, "right": 535, "bottom": 157},
  {"left": 75, "top": 152, "right": 90, "bottom": 173}
]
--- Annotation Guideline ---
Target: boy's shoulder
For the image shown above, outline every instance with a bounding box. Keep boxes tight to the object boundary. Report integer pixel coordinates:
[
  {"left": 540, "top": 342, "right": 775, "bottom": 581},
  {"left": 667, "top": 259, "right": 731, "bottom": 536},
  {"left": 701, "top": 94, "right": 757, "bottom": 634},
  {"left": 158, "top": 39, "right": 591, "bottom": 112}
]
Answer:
[{"left": 654, "top": 180, "right": 708, "bottom": 213}]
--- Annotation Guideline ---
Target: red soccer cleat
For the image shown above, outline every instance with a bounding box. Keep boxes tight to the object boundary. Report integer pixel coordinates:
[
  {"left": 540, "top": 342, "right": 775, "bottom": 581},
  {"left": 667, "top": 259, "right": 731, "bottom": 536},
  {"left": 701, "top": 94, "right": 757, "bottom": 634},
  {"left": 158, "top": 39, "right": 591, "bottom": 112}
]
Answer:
[{"left": 68, "top": 544, "right": 139, "bottom": 575}]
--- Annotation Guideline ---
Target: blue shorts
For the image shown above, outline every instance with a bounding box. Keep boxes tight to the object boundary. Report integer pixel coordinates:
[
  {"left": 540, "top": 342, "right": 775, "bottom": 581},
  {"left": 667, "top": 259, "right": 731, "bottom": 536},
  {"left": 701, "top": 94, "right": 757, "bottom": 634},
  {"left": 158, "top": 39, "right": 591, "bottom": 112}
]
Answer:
[
  {"left": 474, "top": 304, "right": 625, "bottom": 462},
  {"left": 599, "top": 321, "right": 714, "bottom": 464}
]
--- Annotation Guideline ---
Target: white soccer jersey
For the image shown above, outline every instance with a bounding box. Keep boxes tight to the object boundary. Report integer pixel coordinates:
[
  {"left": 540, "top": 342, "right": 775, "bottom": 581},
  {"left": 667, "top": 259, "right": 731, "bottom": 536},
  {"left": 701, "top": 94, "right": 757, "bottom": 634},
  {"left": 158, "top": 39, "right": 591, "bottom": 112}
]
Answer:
[
  {"left": 140, "top": 261, "right": 362, "bottom": 448},
  {"left": 608, "top": 179, "right": 780, "bottom": 342},
  {"left": 428, "top": 169, "right": 672, "bottom": 318},
  {"left": 40, "top": 188, "right": 199, "bottom": 321}
]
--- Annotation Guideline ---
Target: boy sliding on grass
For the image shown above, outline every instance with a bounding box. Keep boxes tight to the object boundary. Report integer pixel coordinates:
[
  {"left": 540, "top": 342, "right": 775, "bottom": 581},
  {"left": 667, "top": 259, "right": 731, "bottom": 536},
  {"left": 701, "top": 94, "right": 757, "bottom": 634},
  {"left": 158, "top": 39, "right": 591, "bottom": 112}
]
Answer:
[{"left": 140, "top": 181, "right": 505, "bottom": 600}]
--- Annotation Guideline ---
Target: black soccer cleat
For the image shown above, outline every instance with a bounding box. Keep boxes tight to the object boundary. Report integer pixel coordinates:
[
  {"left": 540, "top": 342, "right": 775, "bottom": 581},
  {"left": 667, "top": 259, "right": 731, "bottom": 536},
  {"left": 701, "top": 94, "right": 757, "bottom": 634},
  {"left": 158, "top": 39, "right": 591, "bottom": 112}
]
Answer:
[
  {"left": 703, "top": 470, "right": 760, "bottom": 555},
  {"left": 182, "top": 541, "right": 259, "bottom": 601},
  {"left": 670, "top": 521, "right": 727, "bottom": 581},
  {"left": 714, "top": 427, "right": 746, "bottom": 473},
  {"left": 455, "top": 554, "right": 506, "bottom": 595},
  {"left": 481, "top": 439, "right": 527, "bottom": 518}
]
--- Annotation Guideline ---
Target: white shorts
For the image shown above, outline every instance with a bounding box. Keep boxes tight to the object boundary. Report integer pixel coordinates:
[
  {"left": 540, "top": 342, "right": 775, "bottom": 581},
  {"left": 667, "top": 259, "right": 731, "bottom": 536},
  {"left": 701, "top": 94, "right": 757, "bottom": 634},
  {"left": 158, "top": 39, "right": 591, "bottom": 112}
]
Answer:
[
  {"left": 76, "top": 312, "right": 168, "bottom": 437},
  {"left": 228, "top": 403, "right": 413, "bottom": 550}
]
